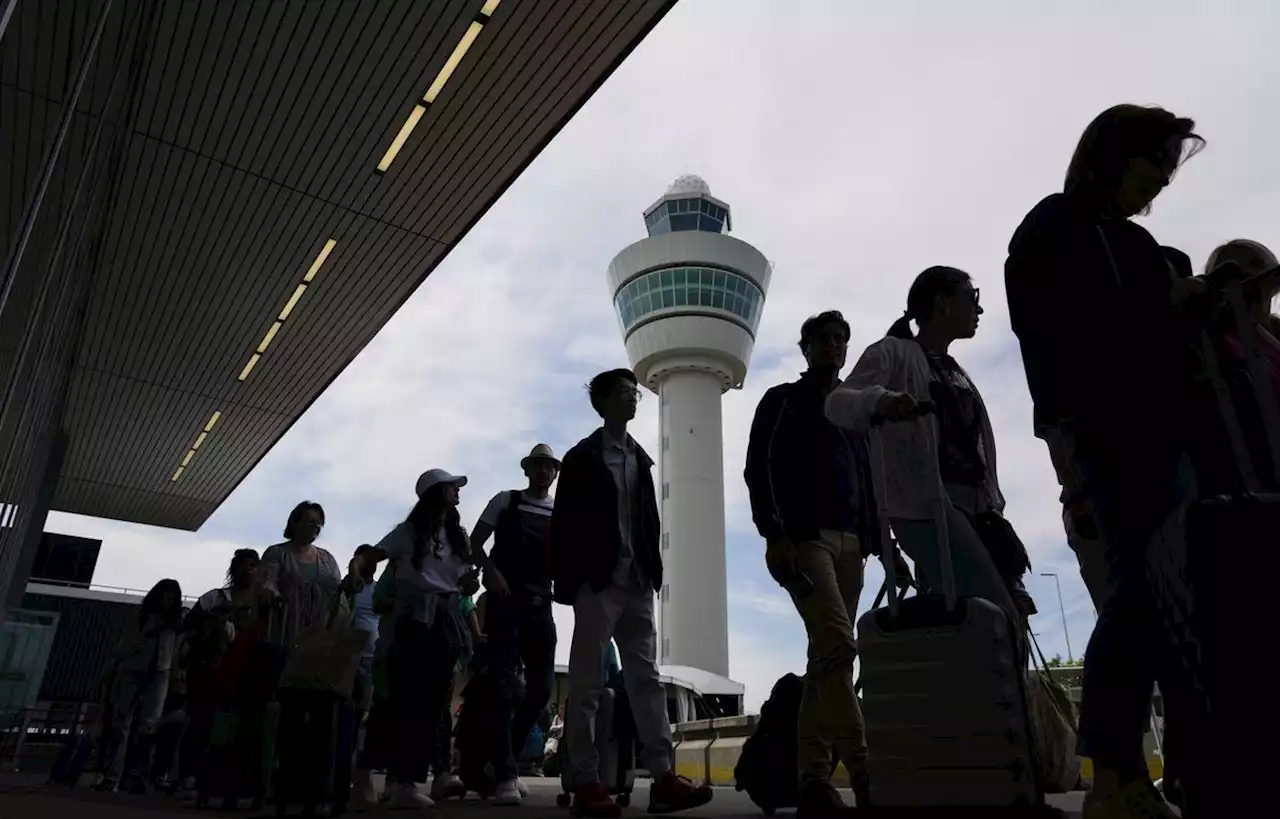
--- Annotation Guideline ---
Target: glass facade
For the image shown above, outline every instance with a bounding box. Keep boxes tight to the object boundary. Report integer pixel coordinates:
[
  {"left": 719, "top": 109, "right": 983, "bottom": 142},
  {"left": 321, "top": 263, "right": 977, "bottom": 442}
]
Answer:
[
  {"left": 615, "top": 265, "right": 763, "bottom": 334},
  {"left": 644, "top": 197, "right": 728, "bottom": 236}
]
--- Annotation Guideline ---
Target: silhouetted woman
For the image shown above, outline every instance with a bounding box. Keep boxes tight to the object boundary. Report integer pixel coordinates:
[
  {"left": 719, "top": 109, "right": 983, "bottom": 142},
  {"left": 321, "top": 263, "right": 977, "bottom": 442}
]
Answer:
[
  {"left": 259, "top": 501, "right": 345, "bottom": 648},
  {"left": 97, "top": 578, "right": 184, "bottom": 793},
  {"left": 1005, "top": 104, "right": 1206, "bottom": 818},
  {"left": 363, "top": 469, "right": 479, "bottom": 809},
  {"left": 824, "top": 267, "right": 1026, "bottom": 624}
]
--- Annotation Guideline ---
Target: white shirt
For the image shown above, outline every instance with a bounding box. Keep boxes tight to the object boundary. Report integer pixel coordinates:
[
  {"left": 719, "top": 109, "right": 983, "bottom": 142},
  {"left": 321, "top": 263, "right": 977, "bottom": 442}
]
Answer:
[
  {"left": 374, "top": 521, "right": 473, "bottom": 623},
  {"left": 824, "top": 336, "right": 1005, "bottom": 521},
  {"left": 478, "top": 490, "right": 555, "bottom": 527},
  {"left": 351, "top": 584, "right": 379, "bottom": 658}
]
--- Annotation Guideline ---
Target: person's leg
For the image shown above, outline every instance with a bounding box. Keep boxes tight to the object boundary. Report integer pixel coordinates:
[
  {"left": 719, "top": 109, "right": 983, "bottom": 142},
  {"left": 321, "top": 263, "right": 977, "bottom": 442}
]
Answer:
[
  {"left": 486, "top": 597, "right": 524, "bottom": 787},
  {"left": 614, "top": 584, "right": 713, "bottom": 814},
  {"left": 892, "top": 503, "right": 1018, "bottom": 618},
  {"left": 386, "top": 621, "right": 439, "bottom": 806},
  {"left": 429, "top": 678, "right": 465, "bottom": 799},
  {"left": 511, "top": 605, "right": 556, "bottom": 774},
  {"left": 1064, "top": 500, "right": 1113, "bottom": 614},
  {"left": 566, "top": 584, "right": 623, "bottom": 789}
]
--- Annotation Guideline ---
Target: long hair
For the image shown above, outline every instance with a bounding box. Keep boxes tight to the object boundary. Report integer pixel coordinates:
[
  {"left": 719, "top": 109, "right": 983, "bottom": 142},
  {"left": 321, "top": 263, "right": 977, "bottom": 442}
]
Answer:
[
  {"left": 407, "top": 484, "right": 469, "bottom": 570},
  {"left": 1064, "top": 104, "right": 1204, "bottom": 211},
  {"left": 885, "top": 266, "right": 972, "bottom": 339},
  {"left": 140, "top": 578, "right": 183, "bottom": 628},
  {"left": 225, "top": 548, "right": 259, "bottom": 586}
]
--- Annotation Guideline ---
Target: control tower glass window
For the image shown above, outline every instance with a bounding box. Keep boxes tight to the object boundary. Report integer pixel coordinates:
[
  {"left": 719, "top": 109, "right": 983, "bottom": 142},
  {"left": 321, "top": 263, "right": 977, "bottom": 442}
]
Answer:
[
  {"left": 615, "top": 266, "right": 763, "bottom": 334},
  {"left": 644, "top": 198, "right": 728, "bottom": 236}
]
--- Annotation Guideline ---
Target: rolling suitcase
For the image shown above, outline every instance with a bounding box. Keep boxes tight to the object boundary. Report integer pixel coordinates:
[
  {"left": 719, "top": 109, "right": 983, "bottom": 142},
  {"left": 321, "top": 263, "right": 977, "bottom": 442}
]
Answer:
[
  {"left": 48, "top": 729, "right": 95, "bottom": 786},
  {"left": 856, "top": 407, "right": 1038, "bottom": 811},
  {"left": 556, "top": 686, "right": 637, "bottom": 808}
]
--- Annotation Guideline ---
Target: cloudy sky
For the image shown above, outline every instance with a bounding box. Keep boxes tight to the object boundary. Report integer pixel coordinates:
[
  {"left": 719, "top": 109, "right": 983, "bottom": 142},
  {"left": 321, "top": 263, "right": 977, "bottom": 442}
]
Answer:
[{"left": 46, "top": 0, "right": 1280, "bottom": 710}]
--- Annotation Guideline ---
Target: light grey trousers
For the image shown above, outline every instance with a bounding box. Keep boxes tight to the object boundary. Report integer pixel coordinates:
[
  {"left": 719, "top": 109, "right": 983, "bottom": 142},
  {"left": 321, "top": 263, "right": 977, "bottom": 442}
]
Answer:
[{"left": 566, "top": 581, "right": 673, "bottom": 785}]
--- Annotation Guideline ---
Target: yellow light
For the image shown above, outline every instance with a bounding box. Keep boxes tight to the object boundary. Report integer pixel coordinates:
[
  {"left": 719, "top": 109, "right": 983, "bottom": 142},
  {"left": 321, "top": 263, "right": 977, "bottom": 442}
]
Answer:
[
  {"left": 304, "top": 238, "right": 338, "bottom": 283},
  {"left": 257, "top": 322, "right": 282, "bottom": 354},
  {"left": 193, "top": 432, "right": 208, "bottom": 450},
  {"left": 480, "top": 0, "right": 502, "bottom": 16},
  {"left": 181, "top": 450, "right": 194, "bottom": 468},
  {"left": 278, "top": 284, "right": 308, "bottom": 322},
  {"left": 377, "top": 104, "right": 426, "bottom": 172},
  {"left": 172, "top": 466, "right": 184, "bottom": 482},
  {"left": 204, "top": 411, "right": 222, "bottom": 432},
  {"left": 424, "top": 21, "right": 484, "bottom": 104},
  {"left": 238, "top": 354, "right": 261, "bottom": 382}
]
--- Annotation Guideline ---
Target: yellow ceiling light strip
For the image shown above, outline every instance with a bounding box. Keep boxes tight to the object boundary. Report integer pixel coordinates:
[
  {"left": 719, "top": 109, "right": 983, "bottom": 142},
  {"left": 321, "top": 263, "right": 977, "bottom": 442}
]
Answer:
[
  {"left": 237, "top": 239, "right": 338, "bottom": 383},
  {"left": 172, "top": 411, "right": 224, "bottom": 482},
  {"left": 375, "top": 0, "right": 501, "bottom": 173}
]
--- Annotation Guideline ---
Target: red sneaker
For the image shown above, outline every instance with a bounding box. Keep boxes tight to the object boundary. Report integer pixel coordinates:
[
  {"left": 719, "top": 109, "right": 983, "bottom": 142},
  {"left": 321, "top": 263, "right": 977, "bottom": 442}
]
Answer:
[
  {"left": 648, "top": 773, "right": 713, "bottom": 814},
  {"left": 572, "top": 781, "right": 622, "bottom": 818}
]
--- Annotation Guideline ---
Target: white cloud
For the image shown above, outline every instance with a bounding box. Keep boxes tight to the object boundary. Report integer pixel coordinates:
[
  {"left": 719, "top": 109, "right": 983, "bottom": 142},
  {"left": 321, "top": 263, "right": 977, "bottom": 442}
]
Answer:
[{"left": 45, "top": 0, "right": 1280, "bottom": 709}]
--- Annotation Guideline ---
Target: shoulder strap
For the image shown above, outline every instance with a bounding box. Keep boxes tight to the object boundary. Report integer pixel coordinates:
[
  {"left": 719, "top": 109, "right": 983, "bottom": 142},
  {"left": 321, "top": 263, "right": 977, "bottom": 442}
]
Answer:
[{"left": 507, "top": 490, "right": 524, "bottom": 514}]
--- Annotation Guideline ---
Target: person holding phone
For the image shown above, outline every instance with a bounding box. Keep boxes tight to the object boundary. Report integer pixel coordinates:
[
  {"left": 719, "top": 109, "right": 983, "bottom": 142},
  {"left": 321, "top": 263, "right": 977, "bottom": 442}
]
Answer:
[{"left": 745, "top": 310, "right": 886, "bottom": 817}]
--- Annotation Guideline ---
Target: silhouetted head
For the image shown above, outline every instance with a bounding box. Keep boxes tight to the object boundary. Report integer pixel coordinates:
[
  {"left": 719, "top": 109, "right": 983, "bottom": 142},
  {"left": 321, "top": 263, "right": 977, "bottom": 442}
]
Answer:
[
  {"left": 1064, "top": 104, "right": 1204, "bottom": 217},
  {"left": 799, "top": 310, "right": 851, "bottom": 375},
  {"left": 886, "top": 266, "right": 981, "bottom": 343},
  {"left": 1206, "top": 239, "right": 1280, "bottom": 322},
  {"left": 226, "top": 548, "right": 260, "bottom": 587},
  {"left": 520, "top": 444, "right": 561, "bottom": 493},
  {"left": 284, "top": 501, "right": 325, "bottom": 544},
  {"left": 407, "top": 471, "right": 469, "bottom": 570},
  {"left": 589, "top": 368, "right": 641, "bottom": 425},
  {"left": 353, "top": 544, "right": 376, "bottom": 581},
  {"left": 141, "top": 578, "right": 183, "bottom": 627}
]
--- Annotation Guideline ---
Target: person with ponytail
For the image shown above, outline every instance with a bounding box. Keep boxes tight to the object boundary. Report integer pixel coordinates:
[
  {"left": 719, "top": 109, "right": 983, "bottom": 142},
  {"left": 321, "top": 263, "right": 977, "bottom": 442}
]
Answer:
[
  {"left": 362, "top": 469, "right": 480, "bottom": 810},
  {"left": 824, "top": 267, "right": 1029, "bottom": 627}
]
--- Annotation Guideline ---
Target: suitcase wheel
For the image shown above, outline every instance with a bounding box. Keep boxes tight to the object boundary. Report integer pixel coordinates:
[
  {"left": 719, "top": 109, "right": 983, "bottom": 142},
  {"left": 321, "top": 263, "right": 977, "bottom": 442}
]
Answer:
[
  {"left": 556, "top": 792, "right": 571, "bottom": 808},
  {"left": 616, "top": 793, "right": 630, "bottom": 807},
  {"left": 762, "top": 808, "right": 776, "bottom": 817}
]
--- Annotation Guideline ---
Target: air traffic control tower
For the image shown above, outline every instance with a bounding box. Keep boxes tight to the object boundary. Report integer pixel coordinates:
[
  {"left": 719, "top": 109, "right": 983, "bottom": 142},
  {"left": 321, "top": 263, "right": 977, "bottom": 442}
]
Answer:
[{"left": 606, "top": 176, "right": 772, "bottom": 678}]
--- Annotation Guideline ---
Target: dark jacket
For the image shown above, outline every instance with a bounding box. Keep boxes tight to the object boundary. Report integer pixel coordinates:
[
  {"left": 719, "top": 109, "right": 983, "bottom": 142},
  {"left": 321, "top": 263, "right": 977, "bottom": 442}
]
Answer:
[
  {"left": 1005, "top": 192, "right": 1196, "bottom": 441},
  {"left": 550, "top": 429, "right": 662, "bottom": 605},
  {"left": 744, "top": 371, "right": 880, "bottom": 550}
]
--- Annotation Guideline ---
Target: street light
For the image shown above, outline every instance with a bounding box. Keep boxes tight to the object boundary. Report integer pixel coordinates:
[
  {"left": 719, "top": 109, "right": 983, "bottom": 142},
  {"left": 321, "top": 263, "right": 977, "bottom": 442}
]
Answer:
[{"left": 1041, "top": 572, "right": 1073, "bottom": 664}]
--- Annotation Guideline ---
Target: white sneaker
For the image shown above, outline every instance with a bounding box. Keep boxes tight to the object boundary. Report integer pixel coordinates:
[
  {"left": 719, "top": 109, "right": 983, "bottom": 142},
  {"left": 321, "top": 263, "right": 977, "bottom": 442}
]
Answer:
[
  {"left": 494, "top": 779, "right": 522, "bottom": 806},
  {"left": 515, "top": 777, "right": 530, "bottom": 798},
  {"left": 389, "top": 783, "right": 435, "bottom": 810},
  {"left": 351, "top": 768, "right": 377, "bottom": 809},
  {"left": 430, "top": 771, "right": 466, "bottom": 801}
]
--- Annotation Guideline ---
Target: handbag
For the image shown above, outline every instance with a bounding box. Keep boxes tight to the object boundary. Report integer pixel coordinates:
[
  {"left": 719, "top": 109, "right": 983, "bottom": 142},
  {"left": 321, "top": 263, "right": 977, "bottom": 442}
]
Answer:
[
  {"left": 969, "top": 509, "right": 1032, "bottom": 585},
  {"left": 277, "top": 594, "right": 368, "bottom": 698},
  {"left": 1025, "top": 631, "right": 1081, "bottom": 794}
]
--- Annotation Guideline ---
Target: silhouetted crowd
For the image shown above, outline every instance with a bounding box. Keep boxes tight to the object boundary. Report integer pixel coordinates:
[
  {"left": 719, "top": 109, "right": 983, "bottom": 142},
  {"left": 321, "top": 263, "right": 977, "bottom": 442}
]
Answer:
[{"left": 73, "top": 103, "right": 1270, "bottom": 819}]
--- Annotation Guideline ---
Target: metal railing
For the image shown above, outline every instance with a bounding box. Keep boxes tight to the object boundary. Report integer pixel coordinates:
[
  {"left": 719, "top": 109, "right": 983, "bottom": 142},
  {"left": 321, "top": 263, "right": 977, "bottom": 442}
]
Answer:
[
  {"left": 28, "top": 576, "right": 200, "bottom": 605},
  {"left": 0, "top": 700, "right": 99, "bottom": 774}
]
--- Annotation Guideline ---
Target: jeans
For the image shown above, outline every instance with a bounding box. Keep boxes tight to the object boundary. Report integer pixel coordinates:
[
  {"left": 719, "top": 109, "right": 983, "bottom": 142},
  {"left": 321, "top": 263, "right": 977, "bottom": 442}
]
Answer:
[
  {"left": 790, "top": 531, "right": 867, "bottom": 789},
  {"left": 566, "top": 581, "right": 673, "bottom": 785},
  {"left": 1071, "top": 432, "right": 1194, "bottom": 779},
  {"left": 387, "top": 618, "right": 459, "bottom": 784},
  {"left": 891, "top": 504, "right": 1018, "bottom": 622},
  {"left": 102, "top": 669, "right": 169, "bottom": 784},
  {"left": 486, "top": 597, "right": 557, "bottom": 783}
]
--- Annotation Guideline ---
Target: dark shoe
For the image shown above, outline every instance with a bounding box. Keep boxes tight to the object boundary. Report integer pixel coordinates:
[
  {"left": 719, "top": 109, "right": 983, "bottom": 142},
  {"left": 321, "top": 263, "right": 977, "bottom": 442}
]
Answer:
[
  {"left": 648, "top": 772, "right": 713, "bottom": 814},
  {"left": 796, "top": 782, "right": 858, "bottom": 818},
  {"left": 572, "top": 781, "right": 622, "bottom": 818}
]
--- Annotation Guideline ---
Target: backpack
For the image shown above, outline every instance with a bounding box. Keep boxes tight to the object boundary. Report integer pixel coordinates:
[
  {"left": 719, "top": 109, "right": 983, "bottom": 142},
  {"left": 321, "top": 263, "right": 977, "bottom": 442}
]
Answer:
[{"left": 734, "top": 673, "right": 805, "bottom": 814}]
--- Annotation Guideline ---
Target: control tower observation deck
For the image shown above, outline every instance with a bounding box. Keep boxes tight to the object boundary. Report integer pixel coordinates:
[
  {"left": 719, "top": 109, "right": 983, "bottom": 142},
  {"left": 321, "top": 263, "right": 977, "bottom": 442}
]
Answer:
[{"left": 606, "top": 175, "right": 771, "bottom": 678}]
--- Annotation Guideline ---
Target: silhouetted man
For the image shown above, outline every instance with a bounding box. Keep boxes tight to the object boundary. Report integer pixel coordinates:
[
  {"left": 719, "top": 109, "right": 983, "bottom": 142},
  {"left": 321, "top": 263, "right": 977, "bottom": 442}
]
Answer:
[{"left": 551, "top": 368, "right": 713, "bottom": 818}]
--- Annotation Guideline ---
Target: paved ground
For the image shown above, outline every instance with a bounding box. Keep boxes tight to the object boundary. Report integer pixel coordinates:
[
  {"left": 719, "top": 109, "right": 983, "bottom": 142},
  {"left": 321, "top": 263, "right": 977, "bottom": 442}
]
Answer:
[{"left": 0, "top": 776, "right": 1085, "bottom": 818}]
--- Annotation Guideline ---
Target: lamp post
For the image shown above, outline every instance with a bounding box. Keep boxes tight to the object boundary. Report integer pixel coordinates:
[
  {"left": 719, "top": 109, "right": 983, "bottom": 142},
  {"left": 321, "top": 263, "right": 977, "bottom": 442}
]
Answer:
[{"left": 1041, "top": 572, "right": 1073, "bottom": 664}]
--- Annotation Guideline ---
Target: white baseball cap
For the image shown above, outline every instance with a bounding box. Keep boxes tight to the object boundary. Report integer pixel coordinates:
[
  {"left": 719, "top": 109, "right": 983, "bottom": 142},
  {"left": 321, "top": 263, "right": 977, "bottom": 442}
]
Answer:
[{"left": 415, "top": 469, "right": 468, "bottom": 498}]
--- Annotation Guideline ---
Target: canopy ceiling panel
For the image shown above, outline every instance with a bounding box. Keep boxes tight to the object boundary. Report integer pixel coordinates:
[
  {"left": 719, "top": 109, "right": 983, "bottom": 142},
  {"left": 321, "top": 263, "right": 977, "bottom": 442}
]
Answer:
[{"left": 0, "top": 0, "right": 677, "bottom": 529}]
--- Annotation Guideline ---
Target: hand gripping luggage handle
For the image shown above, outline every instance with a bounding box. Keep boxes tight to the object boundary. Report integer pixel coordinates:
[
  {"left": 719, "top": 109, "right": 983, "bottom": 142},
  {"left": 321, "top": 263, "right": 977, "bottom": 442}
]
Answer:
[{"left": 869, "top": 399, "right": 957, "bottom": 615}]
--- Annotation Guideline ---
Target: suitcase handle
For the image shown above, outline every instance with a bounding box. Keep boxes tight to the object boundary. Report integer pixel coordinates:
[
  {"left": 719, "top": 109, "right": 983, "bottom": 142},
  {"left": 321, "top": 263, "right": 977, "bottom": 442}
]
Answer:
[{"left": 868, "top": 398, "right": 957, "bottom": 615}]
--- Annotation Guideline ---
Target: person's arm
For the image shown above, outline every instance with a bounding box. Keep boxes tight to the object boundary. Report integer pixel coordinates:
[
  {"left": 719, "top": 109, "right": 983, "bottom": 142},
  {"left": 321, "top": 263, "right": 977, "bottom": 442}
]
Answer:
[
  {"left": 257, "top": 545, "right": 284, "bottom": 603},
  {"left": 469, "top": 492, "right": 508, "bottom": 567},
  {"left": 744, "top": 387, "right": 788, "bottom": 542},
  {"left": 825, "top": 340, "right": 897, "bottom": 431},
  {"left": 549, "top": 449, "right": 585, "bottom": 601}
]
